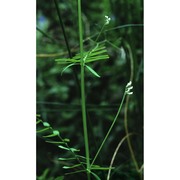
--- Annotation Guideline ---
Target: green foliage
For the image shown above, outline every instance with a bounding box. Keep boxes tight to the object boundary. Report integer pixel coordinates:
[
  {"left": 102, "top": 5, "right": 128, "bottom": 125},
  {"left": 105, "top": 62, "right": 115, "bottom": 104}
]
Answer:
[
  {"left": 37, "top": 0, "right": 143, "bottom": 179},
  {"left": 55, "top": 43, "right": 109, "bottom": 78},
  {"left": 55, "top": 44, "right": 109, "bottom": 65},
  {"left": 36, "top": 115, "right": 87, "bottom": 171}
]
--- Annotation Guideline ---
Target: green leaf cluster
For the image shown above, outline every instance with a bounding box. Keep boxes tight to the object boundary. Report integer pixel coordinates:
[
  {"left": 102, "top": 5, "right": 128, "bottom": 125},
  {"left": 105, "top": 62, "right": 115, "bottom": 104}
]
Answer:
[
  {"left": 55, "top": 43, "right": 109, "bottom": 77},
  {"left": 36, "top": 115, "right": 86, "bottom": 169}
]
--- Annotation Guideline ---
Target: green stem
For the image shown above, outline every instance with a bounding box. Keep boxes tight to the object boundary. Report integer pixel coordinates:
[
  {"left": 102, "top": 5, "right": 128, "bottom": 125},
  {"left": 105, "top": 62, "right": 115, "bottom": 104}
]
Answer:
[
  {"left": 78, "top": 0, "right": 91, "bottom": 179},
  {"left": 105, "top": 24, "right": 143, "bottom": 32},
  {"left": 95, "top": 24, "right": 105, "bottom": 42},
  {"left": 91, "top": 92, "right": 127, "bottom": 167},
  {"left": 53, "top": 0, "right": 81, "bottom": 97}
]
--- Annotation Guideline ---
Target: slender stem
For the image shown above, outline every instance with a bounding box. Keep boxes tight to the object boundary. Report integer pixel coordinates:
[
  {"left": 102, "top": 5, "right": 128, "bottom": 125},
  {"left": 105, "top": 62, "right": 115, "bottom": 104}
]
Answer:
[
  {"left": 53, "top": 0, "right": 81, "bottom": 97},
  {"left": 78, "top": 0, "right": 91, "bottom": 179},
  {"left": 95, "top": 24, "right": 105, "bottom": 42},
  {"left": 91, "top": 92, "right": 127, "bottom": 167},
  {"left": 105, "top": 24, "right": 143, "bottom": 32},
  {"left": 53, "top": 0, "right": 72, "bottom": 58}
]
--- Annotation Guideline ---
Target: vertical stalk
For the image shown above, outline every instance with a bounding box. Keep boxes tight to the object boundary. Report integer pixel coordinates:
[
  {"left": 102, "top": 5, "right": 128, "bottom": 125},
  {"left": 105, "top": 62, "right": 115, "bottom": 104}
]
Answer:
[
  {"left": 78, "top": 0, "right": 91, "bottom": 179},
  {"left": 53, "top": 0, "right": 81, "bottom": 96}
]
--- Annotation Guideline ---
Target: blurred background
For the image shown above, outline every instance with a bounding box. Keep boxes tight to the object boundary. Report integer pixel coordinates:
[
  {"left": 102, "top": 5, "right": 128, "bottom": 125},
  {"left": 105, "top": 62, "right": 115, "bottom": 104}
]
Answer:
[{"left": 37, "top": 0, "right": 143, "bottom": 179}]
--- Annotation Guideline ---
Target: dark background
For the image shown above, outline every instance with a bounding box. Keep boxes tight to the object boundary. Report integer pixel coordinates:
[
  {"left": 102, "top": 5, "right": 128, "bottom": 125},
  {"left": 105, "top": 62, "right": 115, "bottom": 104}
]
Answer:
[{"left": 37, "top": 0, "right": 143, "bottom": 179}]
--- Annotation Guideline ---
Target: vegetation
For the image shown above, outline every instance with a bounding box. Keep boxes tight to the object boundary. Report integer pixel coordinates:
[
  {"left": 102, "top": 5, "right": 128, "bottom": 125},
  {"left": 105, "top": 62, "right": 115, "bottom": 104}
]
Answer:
[{"left": 37, "top": 0, "right": 143, "bottom": 179}]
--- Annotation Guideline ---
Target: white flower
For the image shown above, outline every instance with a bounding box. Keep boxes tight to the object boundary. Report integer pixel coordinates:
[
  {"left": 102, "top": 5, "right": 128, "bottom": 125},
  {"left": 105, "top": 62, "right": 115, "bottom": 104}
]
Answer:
[
  {"left": 126, "top": 91, "right": 133, "bottom": 95},
  {"left": 125, "top": 81, "right": 133, "bottom": 95},
  {"left": 105, "top": 15, "right": 111, "bottom": 25},
  {"left": 126, "top": 81, "right": 132, "bottom": 88}
]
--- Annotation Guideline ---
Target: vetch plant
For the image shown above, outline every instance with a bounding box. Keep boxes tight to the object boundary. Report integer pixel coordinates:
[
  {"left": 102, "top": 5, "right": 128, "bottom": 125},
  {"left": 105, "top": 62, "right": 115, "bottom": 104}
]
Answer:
[
  {"left": 95, "top": 15, "right": 111, "bottom": 42},
  {"left": 37, "top": 0, "right": 143, "bottom": 179}
]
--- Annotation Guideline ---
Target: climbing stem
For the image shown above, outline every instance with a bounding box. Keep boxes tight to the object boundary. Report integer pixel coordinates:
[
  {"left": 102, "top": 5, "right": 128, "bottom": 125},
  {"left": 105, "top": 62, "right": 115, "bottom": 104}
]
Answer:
[{"left": 91, "top": 92, "right": 127, "bottom": 166}]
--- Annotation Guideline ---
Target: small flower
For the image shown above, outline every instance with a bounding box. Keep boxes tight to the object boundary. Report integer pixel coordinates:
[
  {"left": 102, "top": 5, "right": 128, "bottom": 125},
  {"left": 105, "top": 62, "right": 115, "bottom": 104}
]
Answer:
[
  {"left": 125, "top": 81, "right": 133, "bottom": 95},
  {"left": 126, "top": 91, "right": 133, "bottom": 95},
  {"left": 126, "top": 81, "right": 132, "bottom": 88},
  {"left": 105, "top": 15, "right": 111, "bottom": 25}
]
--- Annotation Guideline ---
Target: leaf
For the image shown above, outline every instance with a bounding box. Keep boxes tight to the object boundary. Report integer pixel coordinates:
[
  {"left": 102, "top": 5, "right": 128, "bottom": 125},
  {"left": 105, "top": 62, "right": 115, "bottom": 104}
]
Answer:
[
  {"left": 58, "top": 145, "right": 69, "bottom": 151},
  {"left": 43, "top": 122, "right": 50, "bottom": 127},
  {"left": 58, "top": 145, "right": 80, "bottom": 152},
  {"left": 43, "top": 130, "right": 59, "bottom": 138},
  {"left": 91, "top": 166, "right": 115, "bottom": 171},
  {"left": 46, "top": 141, "right": 65, "bottom": 144},
  {"left": 43, "top": 134, "right": 57, "bottom": 138},
  {"left": 85, "top": 65, "right": 101, "bottom": 78},
  {"left": 63, "top": 164, "right": 81, "bottom": 169},
  {"left": 90, "top": 171, "right": 101, "bottom": 180},
  {"left": 70, "top": 148, "right": 80, "bottom": 152},
  {"left": 53, "top": 130, "right": 60, "bottom": 135},
  {"left": 85, "top": 55, "right": 109, "bottom": 63},
  {"left": 55, "top": 58, "right": 79, "bottom": 65},
  {"left": 36, "top": 127, "right": 49, "bottom": 133},
  {"left": 63, "top": 138, "right": 70, "bottom": 142},
  {"left": 76, "top": 155, "right": 87, "bottom": 160},
  {"left": 58, "top": 157, "right": 76, "bottom": 161},
  {"left": 61, "top": 63, "right": 76, "bottom": 75}
]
